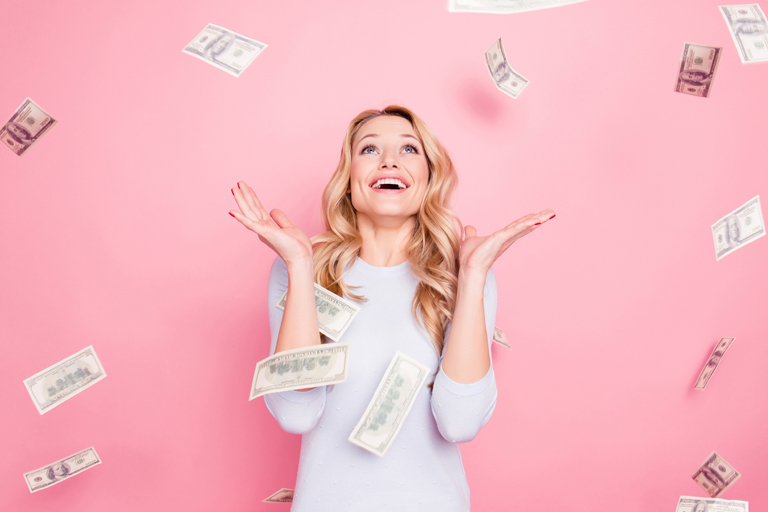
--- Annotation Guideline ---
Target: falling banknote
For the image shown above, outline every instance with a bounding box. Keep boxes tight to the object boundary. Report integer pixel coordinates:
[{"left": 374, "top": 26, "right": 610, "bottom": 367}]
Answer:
[
  {"left": 674, "top": 43, "right": 723, "bottom": 98},
  {"left": 450, "top": 0, "right": 588, "bottom": 14},
  {"left": 24, "top": 345, "right": 107, "bottom": 415},
  {"left": 720, "top": 4, "right": 768, "bottom": 63},
  {"left": 262, "top": 488, "right": 294, "bottom": 503},
  {"left": 277, "top": 283, "right": 361, "bottom": 341},
  {"left": 712, "top": 195, "right": 765, "bottom": 260},
  {"left": 695, "top": 337, "right": 735, "bottom": 390},
  {"left": 676, "top": 496, "right": 749, "bottom": 512},
  {"left": 182, "top": 24, "right": 267, "bottom": 77},
  {"left": 1, "top": 98, "right": 57, "bottom": 156},
  {"left": 24, "top": 447, "right": 101, "bottom": 493},
  {"left": 249, "top": 343, "right": 350, "bottom": 400},
  {"left": 692, "top": 451, "right": 742, "bottom": 498},
  {"left": 485, "top": 37, "right": 529, "bottom": 99},
  {"left": 493, "top": 326, "right": 510, "bottom": 349},
  {"left": 348, "top": 352, "right": 429, "bottom": 457}
]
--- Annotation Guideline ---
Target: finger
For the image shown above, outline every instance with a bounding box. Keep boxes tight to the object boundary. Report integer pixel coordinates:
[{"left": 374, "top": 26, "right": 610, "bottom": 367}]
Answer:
[
  {"left": 464, "top": 225, "right": 477, "bottom": 239},
  {"left": 238, "top": 181, "right": 263, "bottom": 217},
  {"left": 232, "top": 183, "right": 257, "bottom": 215},
  {"left": 270, "top": 208, "right": 296, "bottom": 229}
]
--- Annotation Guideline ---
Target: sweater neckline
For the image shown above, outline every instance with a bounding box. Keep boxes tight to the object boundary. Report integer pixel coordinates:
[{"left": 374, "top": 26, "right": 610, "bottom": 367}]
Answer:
[{"left": 353, "top": 256, "right": 411, "bottom": 276}]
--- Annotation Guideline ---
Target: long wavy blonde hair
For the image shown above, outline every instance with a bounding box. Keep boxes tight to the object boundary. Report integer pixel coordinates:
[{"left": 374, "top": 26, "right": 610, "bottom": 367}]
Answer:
[{"left": 310, "top": 105, "right": 462, "bottom": 355}]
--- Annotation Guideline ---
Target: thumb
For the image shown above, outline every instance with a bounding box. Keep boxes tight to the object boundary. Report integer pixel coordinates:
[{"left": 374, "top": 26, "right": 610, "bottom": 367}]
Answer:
[
  {"left": 270, "top": 209, "right": 295, "bottom": 229},
  {"left": 464, "top": 225, "right": 477, "bottom": 238}
]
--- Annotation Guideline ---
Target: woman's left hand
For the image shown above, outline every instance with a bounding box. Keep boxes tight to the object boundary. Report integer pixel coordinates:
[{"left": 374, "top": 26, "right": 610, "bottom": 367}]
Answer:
[{"left": 459, "top": 209, "right": 556, "bottom": 275}]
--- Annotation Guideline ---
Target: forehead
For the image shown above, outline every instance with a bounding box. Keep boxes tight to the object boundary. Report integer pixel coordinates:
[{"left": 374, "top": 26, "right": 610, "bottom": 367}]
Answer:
[{"left": 354, "top": 115, "right": 417, "bottom": 143}]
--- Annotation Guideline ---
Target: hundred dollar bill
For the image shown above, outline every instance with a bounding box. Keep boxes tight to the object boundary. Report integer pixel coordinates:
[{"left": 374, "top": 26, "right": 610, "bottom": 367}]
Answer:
[
  {"left": 695, "top": 337, "right": 735, "bottom": 390},
  {"left": 692, "top": 451, "right": 741, "bottom": 498},
  {"left": 712, "top": 195, "right": 765, "bottom": 260},
  {"left": 24, "top": 447, "right": 101, "bottom": 493},
  {"left": 720, "top": 4, "right": 768, "bottom": 63},
  {"left": 674, "top": 43, "right": 722, "bottom": 98},
  {"left": 676, "top": 496, "right": 749, "bottom": 512},
  {"left": 450, "top": 0, "right": 587, "bottom": 13},
  {"left": 1, "top": 98, "right": 57, "bottom": 156},
  {"left": 485, "top": 37, "right": 529, "bottom": 99},
  {"left": 24, "top": 345, "right": 107, "bottom": 415},
  {"left": 250, "top": 343, "right": 350, "bottom": 400},
  {"left": 277, "top": 283, "right": 361, "bottom": 342},
  {"left": 493, "top": 326, "right": 510, "bottom": 349},
  {"left": 182, "top": 24, "right": 267, "bottom": 77},
  {"left": 262, "top": 488, "right": 294, "bottom": 503},
  {"left": 348, "top": 352, "right": 429, "bottom": 457}
]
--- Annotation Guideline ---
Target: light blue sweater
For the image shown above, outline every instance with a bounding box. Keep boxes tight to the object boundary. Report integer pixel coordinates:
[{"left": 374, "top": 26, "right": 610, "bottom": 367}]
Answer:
[{"left": 264, "top": 256, "right": 498, "bottom": 511}]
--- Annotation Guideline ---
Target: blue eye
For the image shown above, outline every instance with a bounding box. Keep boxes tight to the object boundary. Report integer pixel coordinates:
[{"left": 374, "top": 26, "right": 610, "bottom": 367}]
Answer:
[
  {"left": 403, "top": 145, "right": 418, "bottom": 154},
  {"left": 361, "top": 144, "right": 377, "bottom": 154}
]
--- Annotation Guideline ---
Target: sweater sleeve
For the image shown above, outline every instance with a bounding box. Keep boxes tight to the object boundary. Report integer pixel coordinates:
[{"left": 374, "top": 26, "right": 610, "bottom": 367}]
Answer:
[
  {"left": 262, "top": 256, "right": 327, "bottom": 434},
  {"left": 430, "top": 267, "right": 498, "bottom": 443}
]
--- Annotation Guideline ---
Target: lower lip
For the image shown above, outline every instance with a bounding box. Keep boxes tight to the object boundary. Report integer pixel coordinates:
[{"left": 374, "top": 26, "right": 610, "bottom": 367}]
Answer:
[{"left": 370, "top": 187, "right": 408, "bottom": 194}]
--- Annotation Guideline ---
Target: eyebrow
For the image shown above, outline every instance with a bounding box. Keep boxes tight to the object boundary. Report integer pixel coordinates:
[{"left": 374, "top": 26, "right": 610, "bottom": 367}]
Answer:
[{"left": 356, "top": 133, "right": 420, "bottom": 145}]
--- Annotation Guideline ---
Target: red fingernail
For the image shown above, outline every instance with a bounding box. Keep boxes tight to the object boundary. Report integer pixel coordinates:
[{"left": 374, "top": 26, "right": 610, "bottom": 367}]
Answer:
[
  {"left": 229, "top": 212, "right": 235, "bottom": 217},
  {"left": 237, "top": 183, "right": 241, "bottom": 189},
  {"left": 535, "top": 222, "right": 541, "bottom": 225},
  {"left": 231, "top": 188, "right": 234, "bottom": 196},
  {"left": 549, "top": 214, "right": 556, "bottom": 219}
]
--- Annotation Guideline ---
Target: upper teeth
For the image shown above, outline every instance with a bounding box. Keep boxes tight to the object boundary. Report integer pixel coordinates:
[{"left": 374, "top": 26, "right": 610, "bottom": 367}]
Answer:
[{"left": 371, "top": 178, "right": 407, "bottom": 189}]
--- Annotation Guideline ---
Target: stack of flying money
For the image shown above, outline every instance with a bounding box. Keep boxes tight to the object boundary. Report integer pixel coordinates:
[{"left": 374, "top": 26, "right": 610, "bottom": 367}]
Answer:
[
  {"left": 182, "top": 24, "right": 268, "bottom": 77},
  {"left": 1, "top": 98, "right": 57, "bottom": 156},
  {"left": 484, "top": 37, "right": 529, "bottom": 99}
]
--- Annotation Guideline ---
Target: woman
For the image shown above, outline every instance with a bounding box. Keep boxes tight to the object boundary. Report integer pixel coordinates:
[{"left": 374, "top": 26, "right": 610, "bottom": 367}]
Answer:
[{"left": 229, "top": 105, "right": 554, "bottom": 511}]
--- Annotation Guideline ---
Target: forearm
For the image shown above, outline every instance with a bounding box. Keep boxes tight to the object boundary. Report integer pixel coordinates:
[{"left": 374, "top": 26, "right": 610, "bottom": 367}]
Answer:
[
  {"left": 440, "top": 268, "right": 490, "bottom": 383},
  {"left": 274, "top": 257, "right": 322, "bottom": 354}
]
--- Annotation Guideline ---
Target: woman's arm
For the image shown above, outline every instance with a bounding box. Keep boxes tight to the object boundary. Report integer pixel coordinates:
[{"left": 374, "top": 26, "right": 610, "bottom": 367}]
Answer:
[
  {"left": 263, "top": 257, "right": 326, "bottom": 434},
  {"left": 440, "top": 267, "right": 491, "bottom": 383},
  {"left": 275, "top": 256, "right": 322, "bottom": 354}
]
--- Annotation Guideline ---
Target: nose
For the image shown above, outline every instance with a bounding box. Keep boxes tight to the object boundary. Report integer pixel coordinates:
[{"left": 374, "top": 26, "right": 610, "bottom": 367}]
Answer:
[{"left": 380, "top": 151, "right": 398, "bottom": 169}]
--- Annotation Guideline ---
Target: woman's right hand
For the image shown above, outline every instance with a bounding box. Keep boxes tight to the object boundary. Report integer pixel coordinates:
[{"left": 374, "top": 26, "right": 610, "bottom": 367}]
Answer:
[{"left": 229, "top": 181, "right": 313, "bottom": 265}]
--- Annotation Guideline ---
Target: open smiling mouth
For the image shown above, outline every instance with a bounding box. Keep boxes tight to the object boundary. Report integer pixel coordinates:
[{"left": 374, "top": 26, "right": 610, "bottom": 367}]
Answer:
[{"left": 370, "top": 178, "right": 408, "bottom": 190}]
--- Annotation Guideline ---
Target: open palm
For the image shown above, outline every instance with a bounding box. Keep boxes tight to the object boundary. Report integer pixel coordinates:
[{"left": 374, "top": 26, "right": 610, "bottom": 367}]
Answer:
[
  {"left": 229, "top": 181, "right": 313, "bottom": 264},
  {"left": 459, "top": 209, "right": 556, "bottom": 274}
]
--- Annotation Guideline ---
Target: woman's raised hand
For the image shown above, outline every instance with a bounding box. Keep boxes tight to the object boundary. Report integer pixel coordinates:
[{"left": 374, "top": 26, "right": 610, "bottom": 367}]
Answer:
[
  {"left": 229, "top": 181, "right": 313, "bottom": 265},
  {"left": 458, "top": 209, "right": 556, "bottom": 275}
]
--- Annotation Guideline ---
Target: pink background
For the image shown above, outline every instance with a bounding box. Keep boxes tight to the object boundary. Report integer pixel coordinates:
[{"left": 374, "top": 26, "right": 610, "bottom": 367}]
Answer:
[{"left": 2, "top": 0, "right": 767, "bottom": 510}]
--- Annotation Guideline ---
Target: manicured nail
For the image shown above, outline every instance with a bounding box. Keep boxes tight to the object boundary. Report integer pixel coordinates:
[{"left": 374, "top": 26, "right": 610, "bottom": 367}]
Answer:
[
  {"left": 237, "top": 182, "right": 241, "bottom": 189},
  {"left": 535, "top": 222, "right": 541, "bottom": 225},
  {"left": 231, "top": 188, "right": 234, "bottom": 196},
  {"left": 229, "top": 212, "right": 235, "bottom": 217},
  {"left": 549, "top": 214, "right": 556, "bottom": 220}
]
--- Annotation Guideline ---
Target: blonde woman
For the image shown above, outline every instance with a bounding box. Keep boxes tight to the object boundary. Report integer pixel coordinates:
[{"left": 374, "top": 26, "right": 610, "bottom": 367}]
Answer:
[{"left": 229, "top": 106, "right": 554, "bottom": 511}]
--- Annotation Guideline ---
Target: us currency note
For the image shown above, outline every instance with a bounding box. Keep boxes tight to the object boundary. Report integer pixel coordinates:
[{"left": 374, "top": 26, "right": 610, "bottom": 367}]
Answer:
[
  {"left": 720, "top": 4, "right": 768, "bottom": 63},
  {"left": 695, "top": 337, "right": 735, "bottom": 390},
  {"left": 348, "top": 352, "right": 429, "bottom": 457},
  {"left": 182, "top": 24, "right": 267, "bottom": 77},
  {"left": 493, "top": 326, "right": 510, "bottom": 349},
  {"left": 24, "top": 346, "right": 107, "bottom": 415},
  {"left": 262, "top": 488, "right": 294, "bottom": 503},
  {"left": 674, "top": 43, "right": 723, "bottom": 98},
  {"left": 277, "top": 283, "right": 361, "bottom": 341},
  {"left": 250, "top": 343, "right": 350, "bottom": 400},
  {"left": 1, "top": 98, "right": 57, "bottom": 156},
  {"left": 712, "top": 195, "right": 765, "bottom": 260},
  {"left": 676, "top": 496, "right": 749, "bottom": 512},
  {"left": 485, "top": 37, "right": 529, "bottom": 99},
  {"left": 450, "top": 0, "right": 588, "bottom": 13},
  {"left": 24, "top": 447, "right": 101, "bottom": 493},
  {"left": 692, "top": 451, "right": 741, "bottom": 498}
]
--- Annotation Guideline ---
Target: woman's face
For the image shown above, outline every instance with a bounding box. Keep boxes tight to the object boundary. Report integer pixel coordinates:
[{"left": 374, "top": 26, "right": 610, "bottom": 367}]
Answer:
[{"left": 349, "top": 115, "right": 430, "bottom": 225}]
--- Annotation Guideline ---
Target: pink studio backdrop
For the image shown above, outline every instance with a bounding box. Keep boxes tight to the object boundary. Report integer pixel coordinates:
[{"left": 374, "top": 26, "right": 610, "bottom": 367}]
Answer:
[{"left": 2, "top": 0, "right": 767, "bottom": 510}]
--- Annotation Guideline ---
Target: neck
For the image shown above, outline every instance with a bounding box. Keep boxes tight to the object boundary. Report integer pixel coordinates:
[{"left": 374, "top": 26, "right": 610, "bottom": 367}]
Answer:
[{"left": 356, "top": 212, "right": 416, "bottom": 267}]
